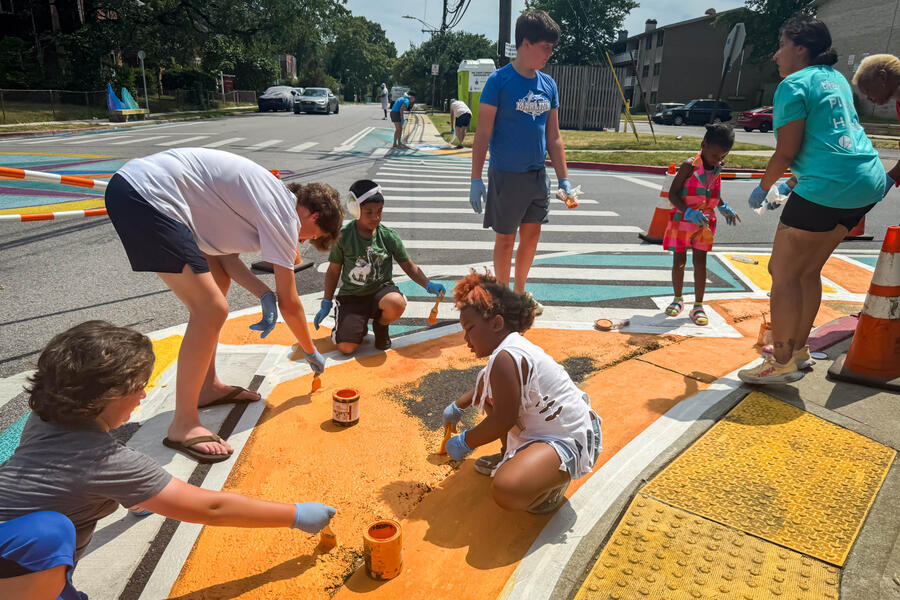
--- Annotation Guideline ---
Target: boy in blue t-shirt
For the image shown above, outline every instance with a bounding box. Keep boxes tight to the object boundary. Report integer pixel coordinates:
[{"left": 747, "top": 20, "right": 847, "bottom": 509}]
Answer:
[
  {"left": 390, "top": 91, "right": 416, "bottom": 148},
  {"left": 469, "top": 10, "right": 576, "bottom": 297}
]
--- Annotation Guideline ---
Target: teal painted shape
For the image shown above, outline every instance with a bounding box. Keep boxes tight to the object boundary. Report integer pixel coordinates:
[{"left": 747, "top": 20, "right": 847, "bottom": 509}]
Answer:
[
  {"left": 536, "top": 254, "right": 675, "bottom": 267},
  {"left": 0, "top": 413, "right": 28, "bottom": 465},
  {"left": 121, "top": 87, "right": 141, "bottom": 110},
  {"left": 852, "top": 256, "right": 878, "bottom": 267}
]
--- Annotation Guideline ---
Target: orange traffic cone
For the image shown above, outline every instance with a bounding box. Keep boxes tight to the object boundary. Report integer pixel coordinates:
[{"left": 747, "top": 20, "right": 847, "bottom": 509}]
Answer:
[
  {"left": 252, "top": 169, "right": 313, "bottom": 273},
  {"left": 844, "top": 215, "right": 874, "bottom": 241},
  {"left": 638, "top": 163, "right": 676, "bottom": 244},
  {"left": 828, "top": 225, "right": 900, "bottom": 390}
]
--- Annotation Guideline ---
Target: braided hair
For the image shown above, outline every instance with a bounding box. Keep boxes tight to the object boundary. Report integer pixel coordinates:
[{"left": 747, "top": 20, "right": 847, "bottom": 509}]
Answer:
[{"left": 452, "top": 269, "right": 541, "bottom": 333}]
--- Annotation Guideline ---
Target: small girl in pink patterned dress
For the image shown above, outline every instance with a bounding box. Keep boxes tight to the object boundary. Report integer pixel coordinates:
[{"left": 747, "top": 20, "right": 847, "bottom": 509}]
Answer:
[{"left": 662, "top": 124, "right": 740, "bottom": 326}]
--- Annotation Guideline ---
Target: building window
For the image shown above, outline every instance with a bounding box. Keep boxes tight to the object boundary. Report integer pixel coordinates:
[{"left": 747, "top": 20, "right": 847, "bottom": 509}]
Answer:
[
  {"left": 657, "top": 30, "right": 664, "bottom": 46},
  {"left": 642, "top": 64, "right": 649, "bottom": 77},
  {"left": 650, "top": 91, "right": 658, "bottom": 104},
  {"left": 653, "top": 63, "right": 660, "bottom": 76},
  {"left": 645, "top": 36, "right": 652, "bottom": 50}
]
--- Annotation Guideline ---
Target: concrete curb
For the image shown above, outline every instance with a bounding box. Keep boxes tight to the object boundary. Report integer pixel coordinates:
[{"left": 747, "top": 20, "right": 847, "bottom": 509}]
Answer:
[{"left": 555, "top": 160, "right": 771, "bottom": 175}]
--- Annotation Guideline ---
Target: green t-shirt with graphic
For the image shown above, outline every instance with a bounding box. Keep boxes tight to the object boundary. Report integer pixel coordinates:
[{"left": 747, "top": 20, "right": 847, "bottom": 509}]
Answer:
[{"left": 328, "top": 221, "right": 410, "bottom": 296}]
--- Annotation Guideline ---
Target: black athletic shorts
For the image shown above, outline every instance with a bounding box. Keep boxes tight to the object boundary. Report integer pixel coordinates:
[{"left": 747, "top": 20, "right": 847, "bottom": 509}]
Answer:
[
  {"left": 454, "top": 112, "right": 471, "bottom": 127},
  {"left": 780, "top": 191, "right": 876, "bottom": 233},
  {"left": 390, "top": 110, "right": 402, "bottom": 123},
  {"left": 105, "top": 173, "right": 210, "bottom": 274},
  {"left": 332, "top": 284, "right": 403, "bottom": 345}
]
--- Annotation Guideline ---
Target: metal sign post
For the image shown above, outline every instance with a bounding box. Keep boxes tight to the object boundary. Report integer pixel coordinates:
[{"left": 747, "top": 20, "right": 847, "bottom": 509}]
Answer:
[
  {"left": 137, "top": 50, "right": 149, "bottom": 112},
  {"left": 715, "top": 23, "right": 745, "bottom": 103},
  {"left": 431, "top": 63, "right": 439, "bottom": 114}
]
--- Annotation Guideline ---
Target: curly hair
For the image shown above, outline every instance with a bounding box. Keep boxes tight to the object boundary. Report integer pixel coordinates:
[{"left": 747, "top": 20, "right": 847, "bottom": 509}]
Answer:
[
  {"left": 27, "top": 321, "right": 155, "bottom": 427},
  {"left": 288, "top": 182, "right": 344, "bottom": 251},
  {"left": 452, "top": 269, "right": 541, "bottom": 333}
]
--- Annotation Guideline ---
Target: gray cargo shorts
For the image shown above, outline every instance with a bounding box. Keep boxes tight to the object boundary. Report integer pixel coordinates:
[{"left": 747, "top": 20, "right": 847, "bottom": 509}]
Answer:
[{"left": 484, "top": 166, "right": 551, "bottom": 235}]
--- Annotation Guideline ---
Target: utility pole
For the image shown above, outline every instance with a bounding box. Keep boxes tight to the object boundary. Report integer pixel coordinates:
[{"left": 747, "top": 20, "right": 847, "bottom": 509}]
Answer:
[{"left": 499, "top": 0, "right": 512, "bottom": 66}]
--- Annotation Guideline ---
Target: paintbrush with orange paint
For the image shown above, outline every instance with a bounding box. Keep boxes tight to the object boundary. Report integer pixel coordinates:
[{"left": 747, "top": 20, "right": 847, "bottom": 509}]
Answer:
[
  {"left": 311, "top": 375, "right": 322, "bottom": 393},
  {"left": 319, "top": 524, "right": 337, "bottom": 550},
  {"left": 437, "top": 423, "right": 457, "bottom": 454},
  {"left": 427, "top": 291, "right": 445, "bottom": 325}
]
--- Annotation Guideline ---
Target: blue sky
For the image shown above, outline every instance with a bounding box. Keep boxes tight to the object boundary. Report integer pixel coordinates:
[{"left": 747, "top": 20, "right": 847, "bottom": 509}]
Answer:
[{"left": 344, "top": 0, "right": 746, "bottom": 52}]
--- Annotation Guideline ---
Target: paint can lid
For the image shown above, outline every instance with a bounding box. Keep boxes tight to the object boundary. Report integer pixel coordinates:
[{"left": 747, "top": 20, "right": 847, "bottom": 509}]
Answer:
[{"left": 810, "top": 352, "right": 828, "bottom": 360}]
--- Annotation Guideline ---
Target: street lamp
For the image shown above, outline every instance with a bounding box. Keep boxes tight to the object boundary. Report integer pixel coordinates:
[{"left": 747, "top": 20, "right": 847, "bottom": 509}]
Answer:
[{"left": 402, "top": 15, "right": 441, "bottom": 112}]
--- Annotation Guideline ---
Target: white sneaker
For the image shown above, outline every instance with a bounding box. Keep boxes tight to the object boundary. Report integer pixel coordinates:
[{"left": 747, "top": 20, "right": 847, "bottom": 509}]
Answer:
[
  {"left": 760, "top": 344, "right": 815, "bottom": 369},
  {"left": 738, "top": 354, "right": 805, "bottom": 384}
]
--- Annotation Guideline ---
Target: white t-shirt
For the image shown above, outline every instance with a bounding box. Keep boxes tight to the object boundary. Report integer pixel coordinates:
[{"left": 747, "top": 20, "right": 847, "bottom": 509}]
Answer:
[
  {"left": 117, "top": 148, "right": 300, "bottom": 269},
  {"left": 450, "top": 100, "right": 471, "bottom": 117}
]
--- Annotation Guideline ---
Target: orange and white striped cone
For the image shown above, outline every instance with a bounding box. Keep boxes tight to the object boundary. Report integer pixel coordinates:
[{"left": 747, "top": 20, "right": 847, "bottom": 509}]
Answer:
[
  {"left": 828, "top": 225, "right": 900, "bottom": 390},
  {"left": 844, "top": 214, "right": 874, "bottom": 241},
  {"left": 638, "top": 163, "right": 676, "bottom": 244},
  {"left": 252, "top": 169, "right": 313, "bottom": 273}
]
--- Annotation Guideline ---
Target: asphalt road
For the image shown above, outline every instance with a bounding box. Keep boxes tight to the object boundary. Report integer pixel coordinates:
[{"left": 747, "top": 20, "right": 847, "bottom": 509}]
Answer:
[{"left": 0, "top": 104, "right": 897, "bottom": 378}]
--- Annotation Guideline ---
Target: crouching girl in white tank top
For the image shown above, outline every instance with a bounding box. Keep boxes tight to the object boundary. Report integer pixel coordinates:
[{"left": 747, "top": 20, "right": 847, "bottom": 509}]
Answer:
[{"left": 442, "top": 270, "right": 602, "bottom": 514}]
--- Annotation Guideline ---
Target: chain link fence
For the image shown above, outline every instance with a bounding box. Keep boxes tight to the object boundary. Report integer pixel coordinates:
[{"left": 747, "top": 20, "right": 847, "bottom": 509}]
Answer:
[{"left": 0, "top": 88, "right": 259, "bottom": 124}]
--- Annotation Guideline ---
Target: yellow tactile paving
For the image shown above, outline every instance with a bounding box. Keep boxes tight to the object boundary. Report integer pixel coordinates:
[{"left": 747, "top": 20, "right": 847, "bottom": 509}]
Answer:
[
  {"left": 643, "top": 392, "right": 895, "bottom": 565},
  {"left": 724, "top": 254, "right": 836, "bottom": 293},
  {"left": 574, "top": 494, "right": 840, "bottom": 600}
]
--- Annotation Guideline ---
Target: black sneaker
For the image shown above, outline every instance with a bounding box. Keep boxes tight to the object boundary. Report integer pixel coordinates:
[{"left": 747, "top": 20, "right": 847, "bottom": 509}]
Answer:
[{"left": 373, "top": 320, "right": 391, "bottom": 350}]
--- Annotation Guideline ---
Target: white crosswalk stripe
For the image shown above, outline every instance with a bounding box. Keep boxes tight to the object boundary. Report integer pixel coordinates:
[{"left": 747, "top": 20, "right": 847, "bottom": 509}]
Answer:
[
  {"left": 246, "top": 139, "right": 282, "bottom": 150},
  {"left": 109, "top": 135, "right": 170, "bottom": 145},
  {"left": 155, "top": 135, "right": 210, "bottom": 146},
  {"left": 202, "top": 137, "right": 246, "bottom": 148},
  {"left": 286, "top": 142, "right": 319, "bottom": 153}
]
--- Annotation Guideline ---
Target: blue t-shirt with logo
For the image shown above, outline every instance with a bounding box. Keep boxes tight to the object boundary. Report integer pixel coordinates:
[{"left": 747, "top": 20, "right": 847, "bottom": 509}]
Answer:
[
  {"left": 773, "top": 65, "right": 884, "bottom": 209},
  {"left": 391, "top": 96, "right": 410, "bottom": 112},
  {"left": 480, "top": 63, "right": 559, "bottom": 172}
]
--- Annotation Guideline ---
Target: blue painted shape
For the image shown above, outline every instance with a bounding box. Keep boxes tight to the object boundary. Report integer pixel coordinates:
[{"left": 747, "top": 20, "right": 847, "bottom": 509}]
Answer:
[
  {"left": 0, "top": 413, "right": 28, "bottom": 465},
  {"left": 106, "top": 83, "right": 126, "bottom": 111},
  {"left": 852, "top": 256, "right": 879, "bottom": 267},
  {"left": 537, "top": 254, "right": 674, "bottom": 267}
]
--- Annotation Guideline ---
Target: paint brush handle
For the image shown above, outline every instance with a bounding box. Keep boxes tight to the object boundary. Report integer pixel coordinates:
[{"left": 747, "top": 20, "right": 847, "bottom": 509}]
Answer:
[
  {"left": 438, "top": 423, "right": 456, "bottom": 454},
  {"left": 427, "top": 291, "right": 445, "bottom": 325}
]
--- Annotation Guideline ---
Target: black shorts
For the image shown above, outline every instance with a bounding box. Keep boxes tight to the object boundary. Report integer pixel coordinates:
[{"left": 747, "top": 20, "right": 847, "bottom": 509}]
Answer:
[
  {"left": 454, "top": 112, "right": 471, "bottom": 127},
  {"left": 332, "top": 284, "right": 403, "bottom": 345},
  {"left": 105, "top": 173, "right": 209, "bottom": 274},
  {"left": 780, "top": 191, "right": 876, "bottom": 232},
  {"left": 390, "top": 111, "right": 402, "bottom": 123}
]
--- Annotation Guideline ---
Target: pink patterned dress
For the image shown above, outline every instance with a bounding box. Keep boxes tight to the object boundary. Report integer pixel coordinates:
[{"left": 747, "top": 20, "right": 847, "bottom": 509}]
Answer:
[{"left": 662, "top": 153, "right": 723, "bottom": 253}]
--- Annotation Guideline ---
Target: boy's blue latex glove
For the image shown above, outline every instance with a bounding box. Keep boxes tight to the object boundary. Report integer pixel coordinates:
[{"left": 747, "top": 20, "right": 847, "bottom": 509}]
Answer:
[
  {"left": 313, "top": 299, "right": 333, "bottom": 330},
  {"left": 748, "top": 185, "right": 768, "bottom": 209},
  {"left": 426, "top": 281, "right": 446, "bottom": 296},
  {"left": 291, "top": 502, "right": 336, "bottom": 533},
  {"left": 558, "top": 178, "right": 573, "bottom": 195},
  {"left": 249, "top": 291, "right": 278, "bottom": 338},
  {"left": 442, "top": 402, "right": 464, "bottom": 427},
  {"left": 445, "top": 430, "right": 473, "bottom": 461},
  {"left": 778, "top": 182, "right": 793, "bottom": 196},
  {"left": 304, "top": 349, "right": 326, "bottom": 376},
  {"left": 469, "top": 179, "right": 485, "bottom": 214},
  {"left": 885, "top": 174, "right": 896, "bottom": 197},
  {"left": 717, "top": 201, "right": 740, "bottom": 226},
  {"left": 683, "top": 207, "right": 709, "bottom": 227}
]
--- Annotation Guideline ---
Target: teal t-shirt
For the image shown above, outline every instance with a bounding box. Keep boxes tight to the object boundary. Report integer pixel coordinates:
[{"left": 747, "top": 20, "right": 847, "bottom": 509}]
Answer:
[
  {"left": 328, "top": 221, "right": 410, "bottom": 296},
  {"left": 773, "top": 65, "right": 884, "bottom": 209}
]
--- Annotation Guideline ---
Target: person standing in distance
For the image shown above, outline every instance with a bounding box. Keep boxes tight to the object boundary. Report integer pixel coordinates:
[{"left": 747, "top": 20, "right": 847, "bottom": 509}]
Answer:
[
  {"left": 380, "top": 83, "right": 390, "bottom": 120},
  {"left": 469, "top": 10, "right": 574, "bottom": 298}
]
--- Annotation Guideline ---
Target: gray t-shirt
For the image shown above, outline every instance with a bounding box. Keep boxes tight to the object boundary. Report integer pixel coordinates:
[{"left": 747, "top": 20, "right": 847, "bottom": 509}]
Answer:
[{"left": 0, "top": 414, "right": 172, "bottom": 560}]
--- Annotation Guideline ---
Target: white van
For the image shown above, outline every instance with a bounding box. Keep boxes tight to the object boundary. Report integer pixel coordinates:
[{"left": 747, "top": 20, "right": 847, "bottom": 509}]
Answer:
[{"left": 390, "top": 86, "right": 410, "bottom": 102}]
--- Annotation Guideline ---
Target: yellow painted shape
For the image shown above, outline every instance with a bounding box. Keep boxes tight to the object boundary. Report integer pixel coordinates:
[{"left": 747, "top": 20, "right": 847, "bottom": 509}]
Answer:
[
  {"left": 146, "top": 335, "right": 182, "bottom": 391},
  {"left": 725, "top": 254, "right": 836, "bottom": 293},
  {"left": 0, "top": 151, "right": 113, "bottom": 158},
  {"left": 574, "top": 493, "right": 840, "bottom": 600},
  {"left": 643, "top": 392, "right": 895, "bottom": 565},
  {"left": 0, "top": 198, "right": 104, "bottom": 215}
]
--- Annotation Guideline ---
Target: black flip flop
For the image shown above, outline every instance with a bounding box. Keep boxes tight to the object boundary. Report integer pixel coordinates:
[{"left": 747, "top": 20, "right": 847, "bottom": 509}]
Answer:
[
  {"left": 162, "top": 435, "right": 232, "bottom": 464},
  {"left": 199, "top": 385, "right": 261, "bottom": 408}
]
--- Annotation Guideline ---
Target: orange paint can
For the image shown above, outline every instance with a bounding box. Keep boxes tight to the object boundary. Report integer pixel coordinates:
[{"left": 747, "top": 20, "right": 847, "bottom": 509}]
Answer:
[
  {"left": 363, "top": 519, "right": 403, "bottom": 580},
  {"left": 332, "top": 388, "right": 360, "bottom": 427}
]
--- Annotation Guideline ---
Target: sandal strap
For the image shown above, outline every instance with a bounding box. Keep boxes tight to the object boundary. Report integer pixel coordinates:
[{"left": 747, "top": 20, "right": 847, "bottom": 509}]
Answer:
[{"left": 181, "top": 435, "right": 224, "bottom": 448}]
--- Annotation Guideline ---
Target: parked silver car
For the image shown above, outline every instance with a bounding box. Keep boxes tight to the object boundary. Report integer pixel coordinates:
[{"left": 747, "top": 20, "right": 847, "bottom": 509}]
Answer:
[{"left": 294, "top": 87, "right": 339, "bottom": 114}]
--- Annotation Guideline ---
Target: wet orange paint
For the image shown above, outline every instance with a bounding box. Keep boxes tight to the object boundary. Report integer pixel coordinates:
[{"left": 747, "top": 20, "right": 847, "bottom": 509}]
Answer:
[{"left": 821, "top": 256, "right": 874, "bottom": 294}]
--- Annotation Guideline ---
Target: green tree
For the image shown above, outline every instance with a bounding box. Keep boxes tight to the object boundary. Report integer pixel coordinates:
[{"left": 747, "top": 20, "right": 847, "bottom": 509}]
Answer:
[
  {"left": 394, "top": 31, "right": 497, "bottom": 108},
  {"left": 717, "top": 1, "right": 814, "bottom": 64},
  {"left": 328, "top": 15, "right": 396, "bottom": 101},
  {"left": 525, "top": 0, "right": 639, "bottom": 65}
]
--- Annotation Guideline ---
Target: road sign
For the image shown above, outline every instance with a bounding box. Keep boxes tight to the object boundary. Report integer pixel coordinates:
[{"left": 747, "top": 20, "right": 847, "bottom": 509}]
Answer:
[
  {"left": 431, "top": 63, "right": 439, "bottom": 76},
  {"left": 722, "top": 23, "right": 746, "bottom": 75},
  {"left": 505, "top": 42, "right": 517, "bottom": 59}
]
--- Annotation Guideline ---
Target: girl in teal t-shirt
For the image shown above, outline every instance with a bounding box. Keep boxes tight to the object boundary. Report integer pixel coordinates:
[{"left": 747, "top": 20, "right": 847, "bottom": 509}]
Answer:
[{"left": 740, "top": 17, "right": 887, "bottom": 385}]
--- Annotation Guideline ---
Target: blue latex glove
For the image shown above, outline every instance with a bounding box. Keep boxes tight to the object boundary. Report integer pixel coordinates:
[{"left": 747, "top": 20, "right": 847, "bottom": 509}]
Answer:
[
  {"left": 777, "top": 182, "right": 792, "bottom": 196},
  {"left": 683, "top": 207, "right": 709, "bottom": 227},
  {"left": 748, "top": 184, "right": 768, "bottom": 209},
  {"left": 442, "top": 402, "right": 464, "bottom": 427},
  {"left": 559, "top": 178, "right": 573, "bottom": 195},
  {"left": 445, "top": 430, "right": 473, "bottom": 461},
  {"left": 291, "top": 502, "right": 336, "bottom": 533},
  {"left": 717, "top": 201, "right": 740, "bottom": 226},
  {"left": 304, "top": 349, "right": 326, "bottom": 376},
  {"left": 426, "top": 281, "right": 446, "bottom": 297},
  {"left": 469, "top": 179, "right": 485, "bottom": 214},
  {"left": 885, "top": 174, "right": 896, "bottom": 198},
  {"left": 249, "top": 291, "right": 278, "bottom": 339},
  {"left": 313, "top": 299, "right": 333, "bottom": 330}
]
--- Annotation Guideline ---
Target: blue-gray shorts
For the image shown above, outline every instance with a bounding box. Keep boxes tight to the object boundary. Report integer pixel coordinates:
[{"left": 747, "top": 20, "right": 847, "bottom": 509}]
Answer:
[{"left": 484, "top": 166, "right": 550, "bottom": 235}]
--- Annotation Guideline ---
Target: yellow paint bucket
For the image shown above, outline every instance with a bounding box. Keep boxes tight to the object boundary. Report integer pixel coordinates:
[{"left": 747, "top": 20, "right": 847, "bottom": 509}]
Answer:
[
  {"left": 363, "top": 519, "right": 403, "bottom": 580},
  {"left": 332, "top": 388, "right": 360, "bottom": 427}
]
